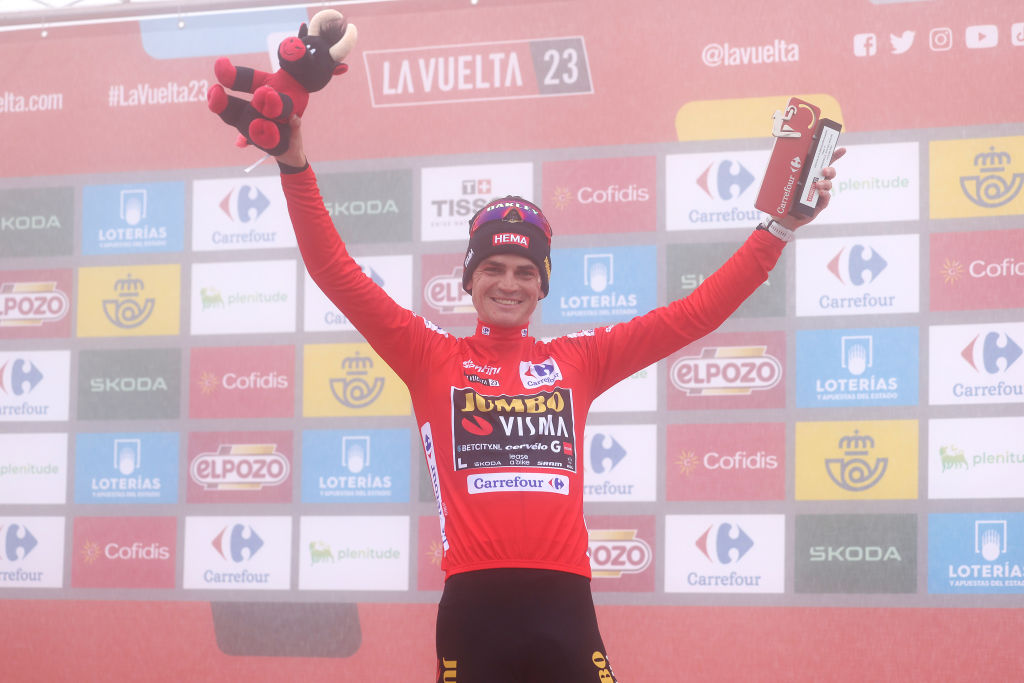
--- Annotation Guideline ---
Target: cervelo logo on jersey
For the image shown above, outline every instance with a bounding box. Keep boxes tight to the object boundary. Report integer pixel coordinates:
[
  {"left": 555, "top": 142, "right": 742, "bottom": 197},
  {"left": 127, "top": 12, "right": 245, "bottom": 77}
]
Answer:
[
  {"left": 467, "top": 472, "right": 569, "bottom": 495},
  {"left": 520, "top": 357, "right": 563, "bottom": 388}
]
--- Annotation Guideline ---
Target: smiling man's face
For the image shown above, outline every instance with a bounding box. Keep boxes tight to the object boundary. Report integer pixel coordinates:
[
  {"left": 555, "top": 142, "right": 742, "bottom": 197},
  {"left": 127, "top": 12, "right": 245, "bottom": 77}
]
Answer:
[{"left": 469, "top": 253, "right": 543, "bottom": 328}]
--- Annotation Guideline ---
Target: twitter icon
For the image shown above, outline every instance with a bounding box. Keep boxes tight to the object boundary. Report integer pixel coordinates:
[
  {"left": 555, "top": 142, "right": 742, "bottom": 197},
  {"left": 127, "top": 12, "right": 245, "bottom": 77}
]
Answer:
[{"left": 890, "top": 30, "right": 915, "bottom": 54}]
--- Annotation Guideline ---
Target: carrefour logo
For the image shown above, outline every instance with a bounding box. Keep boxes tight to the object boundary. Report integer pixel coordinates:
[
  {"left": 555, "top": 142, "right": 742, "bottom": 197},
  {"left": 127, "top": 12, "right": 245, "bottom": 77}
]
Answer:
[
  {"left": 961, "top": 332, "right": 1022, "bottom": 375},
  {"left": 2, "top": 523, "right": 38, "bottom": 561},
  {"left": 828, "top": 244, "right": 887, "bottom": 286},
  {"left": 0, "top": 358, "right": 43, "bottom": 396},
  {"left": 211, "top": 524, "right": 263, "bottom": 562},
  {"left": 220, "top": 185, "right": 270, "bottom": 223},
  {"left": 931, "top": 324, "right": 1024, "bottom": 405},
  {"left": 697, "top": 522, "right": 754, "bottom": 565},
  {"left": 670, "top": 346, "right": 782, "bottom": 396},
  {"left": 697, "top": 160, "right": 755, "bottom": 200}
]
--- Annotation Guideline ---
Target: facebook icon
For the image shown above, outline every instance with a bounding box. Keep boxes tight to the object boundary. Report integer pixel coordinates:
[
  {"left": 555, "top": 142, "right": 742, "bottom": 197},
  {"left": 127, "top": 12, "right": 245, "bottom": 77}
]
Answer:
[{"left": 854, "top": 33, "right": 877, "bottom": 56}]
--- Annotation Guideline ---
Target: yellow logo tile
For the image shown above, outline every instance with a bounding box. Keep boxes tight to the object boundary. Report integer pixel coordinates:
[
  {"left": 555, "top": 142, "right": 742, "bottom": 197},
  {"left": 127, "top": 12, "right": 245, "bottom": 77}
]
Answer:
[
  {"left": 929, "top": 135, "right": 1024, "bottom": 218},
  {"left": 303, "top": 343, "right": 410, "bottom": 417},
  {"left": 76, "top": 264, "right": 180, "bottom": 337}
]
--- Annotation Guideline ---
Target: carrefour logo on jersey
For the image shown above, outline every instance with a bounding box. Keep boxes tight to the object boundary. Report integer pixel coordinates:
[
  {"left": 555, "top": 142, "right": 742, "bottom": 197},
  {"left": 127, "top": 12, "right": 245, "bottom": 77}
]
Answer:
[
  {"left": 664, "top": 515, "right": 785, "bottom": 593},
  {"left": 0, "top": 517, "right": 65, "bottom": 588},
  {"left": 183, "top": 517, "right": 291, "bottom": 590},
  {"left": 928, "top": 514, "right": 1024, "bottom": 594},
  {"left": 81, "top": 182, "right": 184, "bottom": 254},
  {"left": 74, "top": 432, "right": 178, "bottom": 505},
  {"left": 796, "top": 327, "right": 918, "bottom": 408},
  {"left": 544, "top": 246, "right": 655, "bottom": 324},
  {"left": 0, "top": 350, "right": 70, "bottom": 422},
  {"left": 191, "top": 177, "right": 295, "bottom": 251},
  {"left": 928, "top": 417, "right": 1024, "bottom": 501},
  {"left": 929, "top": 323, "right": 1024, "bottom": 405},
  {"left": 520, "top": 357, "right": 563, "bottom": 388},
  {"left": 795, "top": 234, "right": 919, "bottom": 317},
  {"left": 187, "top": 432, "right": 293, "bottom": 504},
  {"left": 667, "top": 331, "right": 786, "bottom": 410},
  {"left": 665, "top": 151, "right": 768, "bottom": 230},
  {"left": 301, "top": 429, "right": 410, "bottom": 503}
]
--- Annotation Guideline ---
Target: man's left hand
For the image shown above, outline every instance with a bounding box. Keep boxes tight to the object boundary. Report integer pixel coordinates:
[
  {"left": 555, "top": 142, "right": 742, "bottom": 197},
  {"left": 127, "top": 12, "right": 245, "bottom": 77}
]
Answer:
[{"left": 777, "top": 147, "right": 847, "bottom": 231}]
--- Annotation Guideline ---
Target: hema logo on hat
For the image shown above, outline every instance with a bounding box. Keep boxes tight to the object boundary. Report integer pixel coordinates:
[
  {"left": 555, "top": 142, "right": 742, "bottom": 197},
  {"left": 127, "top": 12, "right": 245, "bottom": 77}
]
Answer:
[{"left": 462, "top": 195, "right": 553, "bottom": 296}]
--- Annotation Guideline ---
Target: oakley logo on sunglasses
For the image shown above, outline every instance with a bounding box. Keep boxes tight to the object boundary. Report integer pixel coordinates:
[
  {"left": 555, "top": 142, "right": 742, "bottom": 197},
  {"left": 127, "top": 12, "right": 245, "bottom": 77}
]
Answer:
[
  {"left": 493, "top": 233, "right": 529, "bottom": 248},
  {"left": 470, "top": 198, "right": 552, "bottom": 239}
]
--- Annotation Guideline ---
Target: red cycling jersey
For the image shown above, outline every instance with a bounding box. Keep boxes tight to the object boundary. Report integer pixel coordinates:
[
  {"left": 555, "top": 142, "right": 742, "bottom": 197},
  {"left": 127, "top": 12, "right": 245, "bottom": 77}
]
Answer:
[{"left": 282, "top": 166, "right": 784, "bottom": 580}]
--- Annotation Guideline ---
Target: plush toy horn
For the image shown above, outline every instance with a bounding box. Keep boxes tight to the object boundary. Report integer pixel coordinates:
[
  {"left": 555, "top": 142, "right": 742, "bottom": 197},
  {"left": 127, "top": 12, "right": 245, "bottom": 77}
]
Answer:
[{"left": 307, "top": 10, "right": 359, "bottom": 64}]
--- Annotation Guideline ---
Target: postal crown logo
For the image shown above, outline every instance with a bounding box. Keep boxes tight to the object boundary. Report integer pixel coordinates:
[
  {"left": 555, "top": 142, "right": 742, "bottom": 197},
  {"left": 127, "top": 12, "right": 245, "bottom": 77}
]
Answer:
[
  {"left": 102, "top": 273, "right": 156, "bottom": 329},
  {"left": 0, "top": 281, "right": 70, "bottom": 326},
  {"left": 826, "top": 428, "right": 887, "bottom": 492},
  {"left": 590, "top": 433, "right": 627, "bottom": 473},
  {"left": 0, "top": 358, "right": 44, "bottom": 396},
  {"left": 960, "top": 146, "right": 1024, "bottom": 209},
  {"left": 2, "top": 524, "right": 38, "bottom": 561},
  {"left": 212, "top": 524, "right": 263, "bottom": 562},
  {"left": 221, "top": 185, "right": 270, "bottom": 223},
  {"left": 828, "top": 245, "right": 887, "bottom": 286},
  {"left": 696, "top": 160, "right": 755, "bottom": 200},
  {"left": 961, "top": 331, "right": 1022, "bottom": 374},
  {"left": 696, "top": 522, "right": 753, "bottom": 565},
  {"left": 330, "top": 351, "right": 386, "bottom": 408},
  {"left": 975, "top": 520, "right": 1007, "bottom": 562}
]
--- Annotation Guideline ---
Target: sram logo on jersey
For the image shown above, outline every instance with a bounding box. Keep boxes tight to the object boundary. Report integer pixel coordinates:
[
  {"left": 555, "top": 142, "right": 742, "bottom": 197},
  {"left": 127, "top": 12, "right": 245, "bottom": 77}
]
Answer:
[
  {"left": 467, "top": 473, "right": 569, "bottom": 495},
  {"left": 452, "top": 388, "right": 577, "bottom": 472},
  {"left": 520, "top": 357, "right": 563, "bottom": 388}
]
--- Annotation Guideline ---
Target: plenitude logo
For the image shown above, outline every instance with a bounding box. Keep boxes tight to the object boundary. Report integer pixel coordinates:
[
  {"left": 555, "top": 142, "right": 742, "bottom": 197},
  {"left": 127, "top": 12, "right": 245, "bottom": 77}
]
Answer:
[
  {"left": 666, "top": 422, "right": 785, "bottom": 502},
  {"left": 189, "top": 345, "right": 294, "bottom": 419},
  {"left": 0, "top": 516, "right": 65, "bottom": 588},
  {"left": 929, "top": 322, "right": 1024, "bottom": 405},
  {"left": 794, "top": 514, "right": 917, "bottom": 594},
  {"left": 420, "top": 163, "right": 533, "bottom": 241},
  {"left": 667, "top": 331, "right": 786, "bottom": 410},
  {"left": 664, "top": 514, "right": 785, "bottom": 593},
  {"left": 187, "top": 431, "right": 293, "bottom": 504},
  {"left": 76, "top": 264, "right": 181, "bottom": 337},
  {"left": 191, "top": 176, "right": 295, "bottom": 251},
  {"left": 928, "top": 514, "right": 1024, "bottom": 594},
  {"left": 581, "top": 424, "right": 657, "bottom": 502},
  {"left": 541, "top": 157, "right": 656, "bottom": 234},
  {"left": 795, "top": 327, "right": 919, "bottom": 408},
  {"left": 71, "top": 516, "right": 176, "bottom": 589},
  {"left": 190, "top": 260, "right": 296, "bottom": 335},
  {"left": 302, "top": 343, "right": 410, "bottom": 417},
  {"left": 0, "top": 433, "right": 67, "bottom": 505},
  {"left": 814, "top": 142, "right": 919, "bottom": 224},
  {"left": 81, "top": 181, "right": 185, "bottom": 254},
  {"left": 304, "top": 255, "right": 413, "bottom": 332},
  {"left": 73, "top": 432, "right": 178, "bottom": 505},
  {"left": 0, "top": 350, "right": 70, "bottom": 422},
  {"left": 795, "top": 234, "right": 919, "bottom": 317},
  {"left": 301, "top": 429, "right": 411, "bottom": 503},
  {"left": 587, "top": 515, "right": 656, "bottom": 592},
  {"left": 930, "top": 135, "right": 1024, "bottom": 219},
  {"left": 928, "top": 417, "right": 1024, "bottom": 500},
  {"left": 77, "top": 348, "right": 179, "bottom": 420},
  {"left": 0, "top": 269, "right": 72, "bottom": 339},
  {"left": 299, "top": 515, "right": 410, "bottom": 591},
  {"left": 795, "top": 420, "right": 918, "bottom": 501},
  {"left": 183, "top": 516, "right": 292, "bottom": 590},
  {"left": 930, "top": 229, "right": 1024, "bottom": 311}
]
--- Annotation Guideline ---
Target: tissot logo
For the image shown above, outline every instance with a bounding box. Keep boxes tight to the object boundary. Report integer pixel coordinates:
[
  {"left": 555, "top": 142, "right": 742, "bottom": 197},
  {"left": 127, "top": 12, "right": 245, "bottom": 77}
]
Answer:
[
  {"left": 931, "top": 229, "right": 1024, "bottom": 311},
  {"left": 794, "top": 514, "right": 916, "bottom": 594},
  {"left": 420, "top": 163, "right": 533, "bottom": 241},
  {"left": 189, "top": 345, "right": 294, "bottom": 419},
  {"left": 187, "top": 433, "right": 293, "bottom": 504},
  {"left": 928, "top": 514, "right": 1024, "bottom": 594},
  {"left": 77, "top": 348, "right": 179, "bottom": 420},
  {"left": 71, "top": 516, "right": 176, "bottom": 588},
  {"left": 930, "top": 323, "right": 1024, "bottom": 405},
  {"left": 0, "top": 272, "right": 72, "bottom": 338},
  {"left": 0, "top": 187, "right": 74, "bottom": 257}
]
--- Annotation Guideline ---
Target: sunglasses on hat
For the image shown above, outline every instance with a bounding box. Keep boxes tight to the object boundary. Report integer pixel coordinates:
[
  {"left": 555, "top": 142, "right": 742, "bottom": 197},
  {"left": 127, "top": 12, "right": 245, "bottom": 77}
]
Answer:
[{"left": 468, "top": 197, "right": 552, "bottom": 242}]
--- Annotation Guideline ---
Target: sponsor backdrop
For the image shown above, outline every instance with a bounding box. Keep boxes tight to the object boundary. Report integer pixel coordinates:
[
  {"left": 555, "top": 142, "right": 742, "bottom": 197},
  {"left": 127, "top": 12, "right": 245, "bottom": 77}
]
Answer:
[{"left": 1, "top": 0, "right": 1022, "bottom": 680}]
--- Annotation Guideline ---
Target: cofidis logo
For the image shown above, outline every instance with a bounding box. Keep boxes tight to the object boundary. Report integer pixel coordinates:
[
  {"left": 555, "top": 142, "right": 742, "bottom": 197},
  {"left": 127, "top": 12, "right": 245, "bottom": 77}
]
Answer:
[
  {"left": 542, "top": 157, "right": 656, "bottom": 235},
  {"left": 795, "top": 234, "right": 919, "bottom": 317},
  {"left": 301, "top": 429, "right": 411, "bottom": 503},
  {"left": 931, "top": 229, "right": 1024, "bottom": 311},
  {"left": 928, "top": 417, "right": 1024, "bottom": 500},
  {"left": 666, "top": 422, "right": 784, "bottom": 502},
  {"left": 545, "top": 246, "right": 655, "bottom": 324},
  {"left": 929, "top": 323, "right": 1024, "bottom": 405},
  {"left": 0, "top": 517, "right": 65, "bottom": 588},
  {"left": 587, "top": 515, "right": 655, "bottom": 592},
  {"left": 183, "top": 516, "right": 291, "bottom": 590},
  {"left": 189, "top": 345, "right": 294, "bottom": 419},
  {"left": 795, "top": 420, "right": 918, "bottom": 501},
  {"left": 71, "top": 516, "right": 176, "bottom": 588},
  {"left": 930, "top": 135, "right": 1024, "bottom": 219},
  {"left": 0, "top": 269, "right": 72, "bottom": 339},
  {"left": 668, "top": 331, "right": 785, "bottom": 410},
  {"left": 928, "top": 514, "right": 1024, "bottom": 594},
  {"left": 187, "top": 431, "right": 293, "bottom": 504},
  {"left": 0, "top": 433, "right": 67, "bottom": 505},
  {"left": 0, "top": 350, "right": 70, "bottom": 422},
  {"left": 302, "top": 343, "right": 410, "bottom": 417},
  {"left": 74, "top": 432, "right": 178, "bottom": 505},
  {"left": 796, "top": 327, "right": 918, "bottom": 408},
  {"left": 664, "top": 515, "right": 784, "bottom": 593},
  {"left": 191, "top": 177, "right": 295, "bottom": 251},
  {"left": 76, "top": 265, "right": 181, "bottom": 337},
  {"left": 81, "top": 182, "right": 184, "bottom": 254}
]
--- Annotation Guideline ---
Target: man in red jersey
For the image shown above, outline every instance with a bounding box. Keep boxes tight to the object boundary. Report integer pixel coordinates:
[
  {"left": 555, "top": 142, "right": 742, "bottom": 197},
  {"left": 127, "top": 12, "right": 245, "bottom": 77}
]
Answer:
[{"left": 275, "top": 116, "right": 842, "bottom": 683}]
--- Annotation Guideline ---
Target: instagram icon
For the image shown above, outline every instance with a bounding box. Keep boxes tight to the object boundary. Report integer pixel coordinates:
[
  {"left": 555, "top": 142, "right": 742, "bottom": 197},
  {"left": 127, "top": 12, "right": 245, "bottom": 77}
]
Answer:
[{"left": 929, "top": 27, "right": 953, "bottom": 51}]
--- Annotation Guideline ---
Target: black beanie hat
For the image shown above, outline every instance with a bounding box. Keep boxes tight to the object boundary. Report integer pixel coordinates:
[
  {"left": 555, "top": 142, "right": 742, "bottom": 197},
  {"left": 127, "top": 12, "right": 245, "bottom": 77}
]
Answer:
[{"left": 461, "top": 196, "right": 552, "bottom": 296}]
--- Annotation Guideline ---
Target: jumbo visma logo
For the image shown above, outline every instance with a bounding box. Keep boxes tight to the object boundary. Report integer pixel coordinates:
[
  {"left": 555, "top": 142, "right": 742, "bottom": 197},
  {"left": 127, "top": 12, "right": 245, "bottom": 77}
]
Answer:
[
  {"left": 930, "top": 135, "right": 1024, "bottom": 218},
  {"left": 795, "top": 420, "right": 918, "bottom": 500},
  {"left": 77, "top": 264, "right": 180, "bottom": 337},
  {"left": 302, "top": 343, "right": 410, "bottom": 417}
]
